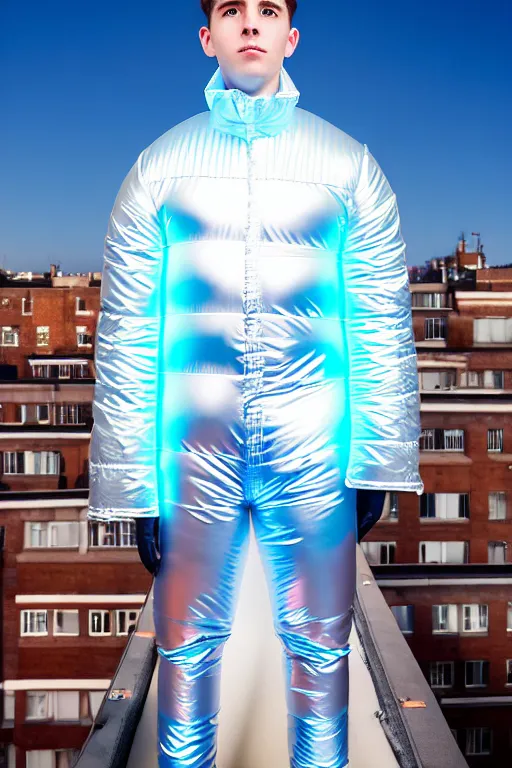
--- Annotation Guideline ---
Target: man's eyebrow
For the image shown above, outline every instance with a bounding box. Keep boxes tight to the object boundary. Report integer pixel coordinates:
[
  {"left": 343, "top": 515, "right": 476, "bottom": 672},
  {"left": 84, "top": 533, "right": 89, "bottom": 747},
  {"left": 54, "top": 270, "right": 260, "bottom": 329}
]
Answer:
[{"left": 214, "top": 0, "right": 286, "bottom": 12}]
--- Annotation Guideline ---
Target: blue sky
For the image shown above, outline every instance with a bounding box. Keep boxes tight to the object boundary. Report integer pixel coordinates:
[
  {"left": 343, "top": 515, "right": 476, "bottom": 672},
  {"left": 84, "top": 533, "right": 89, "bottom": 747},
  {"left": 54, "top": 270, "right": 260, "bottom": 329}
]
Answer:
[{"left": 1, "top": 0, "right": 510, "bottom": 272}]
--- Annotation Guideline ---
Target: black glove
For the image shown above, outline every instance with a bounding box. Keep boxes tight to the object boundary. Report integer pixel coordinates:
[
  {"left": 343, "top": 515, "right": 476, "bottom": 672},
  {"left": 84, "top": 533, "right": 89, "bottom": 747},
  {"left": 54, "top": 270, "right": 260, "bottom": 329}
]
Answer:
[
  {"left": 356, "top": 489, "right": 387, "bottom": 543},
  {"left": 135, "top": 517, "right": 161, "bottom": 576}
]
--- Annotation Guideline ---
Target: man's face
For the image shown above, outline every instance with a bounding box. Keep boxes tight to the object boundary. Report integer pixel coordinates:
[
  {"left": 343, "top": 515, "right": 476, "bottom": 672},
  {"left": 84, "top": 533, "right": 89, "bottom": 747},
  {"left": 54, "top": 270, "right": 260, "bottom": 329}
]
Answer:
[{"left": 200, "top": 0, "right": 299, "bottom": 95}]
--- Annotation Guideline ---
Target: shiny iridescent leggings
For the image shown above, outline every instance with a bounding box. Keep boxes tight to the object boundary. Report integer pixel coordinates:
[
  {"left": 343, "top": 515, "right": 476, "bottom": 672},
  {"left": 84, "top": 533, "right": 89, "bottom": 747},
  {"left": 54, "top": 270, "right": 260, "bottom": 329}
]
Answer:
[{"left": 153, "top": 447, "right": 357, "bottom": 768}]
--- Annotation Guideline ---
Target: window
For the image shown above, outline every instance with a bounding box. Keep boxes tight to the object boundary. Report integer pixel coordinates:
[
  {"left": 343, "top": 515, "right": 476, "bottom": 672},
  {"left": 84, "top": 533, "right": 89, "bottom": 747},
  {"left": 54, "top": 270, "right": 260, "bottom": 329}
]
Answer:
[
  {"left": 76, "top": 297, "right": 87, "bottom": 313},
  {"left": 26, "top": 692, "right": 49, "bottom": 721},
  {"left": 419, "top": 428, "right": 464, "bottom": 451},
  {"left": 12, "top": 515, "right": 83, "bottom": 553},
  {"left": 89, "top": 691, "right": 106, "bottom": 719},
  {"left": 488, "top": 429, "right": 504, "bottom": 453},
  {"left": 3, "top": 451, "right": 25, "bottom": 474},
  {"left": 485, "top": 370, "right": 504, "bottom": 389},
  {"left": 506, "top": 660, "right": 512, "bottom": 686},
  {"left": 21, "top": 610, "right": 48, "bottom": 636},
  {"left": 462, "top": 604, "right": 488, "bottom": 632},
  {"left": 32, "top": 363, "right": 90, "bottom": 380},
  {"left": 15, "top": 404, "right": 27, "bottom": 424},
  {"left": 465, "top": 727, "right": 492, "bottom": 756},
  {"left": 360, "top": 541, "right": 396, "bottom": 565},
  {"left": 0, "top": 326, "right": 19, "bottom": 346},
  {"left": 488, "top": 541, "right": 507, "bottom": 564},
  {"left": 3, "top": 451, "right": 60, "bottom": 475},
  {"left": 53, "top": 610, "right": 79, "bottom": 636},
  {"left": 388, "top": 492, "right": 399, "bottom": 521},
  {"left": 420, "top": 371, "right": 456, "bottom": 391},
  {"left": 465, "top": 661, "right": 490, "bottom": 688},
  {"left": 25, "top": 691, "right": 80, "bottom": 722},
  {"left": 508, "top": 602, "right": 512, "bottom": 631},
  {"left": 420, "top": 493, "right": 469, "bottom": 520},
  {"left": 36, "top": 404, "right": 50, "bottom": 424},
  {"left": 420, "top": 541, "right": 468, "bottom": 564},
  {"left": 57, "top": 404, "right": 86, "bottom": 425},
  {"left": 116, "top": 609, "right": 140, "bottom": 636},
  {"left": 390, "top": 606, "right": 414, "bottom": 634},
  {"left": 89, "top": 610, "right": 111, "bottom": 636},
  {"left": 429, "top": 661, "right": 454, "bottom": 688},
  {"left": 22, "top": 297, "right": 33, "bottom": 315},
  {"left": 26, "top": 750, "right": 55, "bottom": 768},
  {"left": 89, "top": 521, "right": 136, "bottom": 548},
  {"left": 412, "top": 293, "right": 444, "bottom": 308},
  {"left": 432, "top": 605, "right": 458, "bottom": 634},
  {"left": 76, "top": 326, "right": 92, "bottom": 346},
  {"left": 424, "top": 318, "right": 447, "bottom": 340},
  {"left": 474, "top": 317, "right": 512, "bottom": 343},
  {"left": 36, "top": 326, "right": 50, "bottom": 347},
  {"left": 3, "top": 690, "right": 15, "bottom": 721},
  {"left": 489, "top": 492, "right": 507, "bottom": 520}
]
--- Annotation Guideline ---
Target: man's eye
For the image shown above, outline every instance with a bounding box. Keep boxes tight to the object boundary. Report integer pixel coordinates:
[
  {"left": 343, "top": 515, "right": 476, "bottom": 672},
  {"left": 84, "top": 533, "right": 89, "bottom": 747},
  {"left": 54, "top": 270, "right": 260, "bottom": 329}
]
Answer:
[
  {"left": 223, "top": 7, "right": 238, "bottom": 15},
  {"left": 261, "top": 7, "right": 277, "bottom": 15}
]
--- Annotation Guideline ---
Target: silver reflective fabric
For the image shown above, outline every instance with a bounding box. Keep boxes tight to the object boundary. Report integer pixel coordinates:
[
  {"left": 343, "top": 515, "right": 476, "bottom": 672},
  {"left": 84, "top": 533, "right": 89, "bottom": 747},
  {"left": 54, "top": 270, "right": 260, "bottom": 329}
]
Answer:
[{"left": 88, "top": 68, "right": 423, "bottom": 767}]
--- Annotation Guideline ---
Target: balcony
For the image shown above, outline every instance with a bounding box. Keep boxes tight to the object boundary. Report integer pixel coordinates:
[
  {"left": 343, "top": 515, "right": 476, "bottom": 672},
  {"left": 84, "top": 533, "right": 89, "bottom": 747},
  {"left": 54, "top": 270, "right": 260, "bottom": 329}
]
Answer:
[{"left": 74, "top": 539, "right": 467, "bottom": 768}]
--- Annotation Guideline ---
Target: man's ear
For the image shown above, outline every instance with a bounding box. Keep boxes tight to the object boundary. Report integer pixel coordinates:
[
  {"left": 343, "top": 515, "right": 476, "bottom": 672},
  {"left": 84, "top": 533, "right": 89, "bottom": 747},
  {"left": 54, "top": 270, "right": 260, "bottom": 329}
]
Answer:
[
  {"left": 284, "top": 27, "right": 300, "bottom": 59},
  {"left": 199, "top": 26, "right": 217, "bottom": 58}
]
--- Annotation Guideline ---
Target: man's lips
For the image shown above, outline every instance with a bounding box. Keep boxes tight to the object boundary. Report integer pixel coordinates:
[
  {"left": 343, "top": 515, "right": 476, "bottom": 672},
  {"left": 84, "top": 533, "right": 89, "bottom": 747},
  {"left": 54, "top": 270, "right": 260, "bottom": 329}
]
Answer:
[{"left": 238, "top": 46, "right": 266, "bottom": 53}]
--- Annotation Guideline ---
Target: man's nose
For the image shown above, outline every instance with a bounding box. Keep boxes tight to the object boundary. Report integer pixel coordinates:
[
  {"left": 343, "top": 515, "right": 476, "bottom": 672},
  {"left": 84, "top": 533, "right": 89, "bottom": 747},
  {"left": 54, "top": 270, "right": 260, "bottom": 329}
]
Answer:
[{"left": 242, "top": 24, "right": 259, "bottom": 36}]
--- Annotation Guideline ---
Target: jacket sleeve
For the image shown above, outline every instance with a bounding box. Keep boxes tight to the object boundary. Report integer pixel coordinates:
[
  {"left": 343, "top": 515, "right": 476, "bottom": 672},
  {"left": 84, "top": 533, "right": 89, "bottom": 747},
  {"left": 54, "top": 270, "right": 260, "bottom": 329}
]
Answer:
[
  {"left": 88, "top": 153, "right": 164, "bottom": 521},
  {"left": 341, "top": 145, "right": 423, "bottom": 495}
]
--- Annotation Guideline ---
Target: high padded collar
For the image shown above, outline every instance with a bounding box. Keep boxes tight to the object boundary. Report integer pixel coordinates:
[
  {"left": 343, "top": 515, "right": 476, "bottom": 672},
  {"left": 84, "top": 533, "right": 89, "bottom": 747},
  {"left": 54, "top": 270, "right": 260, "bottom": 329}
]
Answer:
[{"left": 204, "top": 67, "right": 300, "bottom": 141}]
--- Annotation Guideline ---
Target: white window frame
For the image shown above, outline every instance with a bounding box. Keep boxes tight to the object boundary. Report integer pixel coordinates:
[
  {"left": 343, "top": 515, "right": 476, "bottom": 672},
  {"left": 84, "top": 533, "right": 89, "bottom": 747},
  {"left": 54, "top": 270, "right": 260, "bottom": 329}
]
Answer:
[
  {"left": 36, "top": 404, "right": 50, "bottom": 424},
  {"left": 88, "top": 521, "right": 136, "bottom": 548},
  {"left": 53, "top": 610, "right": 80, "bottom": 637},
  {"left": 21, "top": 610, "right": 48, "bottom": 637},
  {"left": 462, "top": 604, "right": 488, "bottom": 633},
  {"left": 432, "top": 604, "right": 458, "bottom": 634},
  {"left": 0, "top": 326, "right": 20, "bottom": 347},
  {"left": 115, "top": 609, "right": 140, "bottom": 637},
  {"left": 474, "top": 316, "right": 512, "bottom": 344},
  {"left": 420, "top": 493, "right": 470, "bottom": 520},
  {"left": 57, "top": 404, "right": 85, "bottom": 425},
  {"left": 89, "top": 610, "right": 112, "bottom": 637},
  {"left": 3, "top": 451, "right": 25, "bottom": 474},
  {"left": 420, "top": 541, "right": 468, "bottom": 564},
  {"left": 22, "top": 297, "right": 33, "bottom": 315},
  {"left": 429, "top": 661, "right": 454, "bottom": 688},
  {"left": 420, "top": 370, "right": 456, "bottom": 391},
  {"left": 25, "top": 521, "right": 80, "bottom": 549},
  {"left": 487, "top": 428, "right": 504, "bottom": 453},
  {"left": 75, "top": 297, "right": 88, "bottom": 314},
  {"left": 424, "top": 317, "right": 446, "bottom": 341},
  {"left": 36, "top": 326, "right": 50, "bottom": 347},
  {"left": 488, "top": 541, "right": 507, "bottom": 564},
  {"left": 76, "top": 325, "right": 91, "bottom": 347},
  {"left": 360, "top": 541, "right": 396, "bottom": 565},
  {"left": 507, "top": 602, "right": 512, "bottom": 632},
  {"left": 489, "top": 492, "right": 507, "bottom": 520},
  {"left": 420, "top": 428, "right": 464, "bottom": 452}
]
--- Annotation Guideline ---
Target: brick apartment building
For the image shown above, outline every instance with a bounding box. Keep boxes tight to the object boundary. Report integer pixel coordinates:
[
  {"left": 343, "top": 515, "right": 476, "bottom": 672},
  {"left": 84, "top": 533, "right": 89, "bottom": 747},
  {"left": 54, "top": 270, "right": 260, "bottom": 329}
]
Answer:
[
  {"left": 0, "top": 267, "right": 151, "bottom": 768},
  {"left": 1, "top": 243, "right": 512, "bottom": 766},
  {"left": 362, "top": 237, "right": 512, "bottom": 766}
]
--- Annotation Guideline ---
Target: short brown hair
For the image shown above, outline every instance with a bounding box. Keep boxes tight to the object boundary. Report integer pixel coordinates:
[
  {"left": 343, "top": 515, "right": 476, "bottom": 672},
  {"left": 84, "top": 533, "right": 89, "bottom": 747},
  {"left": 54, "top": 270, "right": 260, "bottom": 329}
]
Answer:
[{"left": 201, "top": 1, "right": 297, "bottom": 24}]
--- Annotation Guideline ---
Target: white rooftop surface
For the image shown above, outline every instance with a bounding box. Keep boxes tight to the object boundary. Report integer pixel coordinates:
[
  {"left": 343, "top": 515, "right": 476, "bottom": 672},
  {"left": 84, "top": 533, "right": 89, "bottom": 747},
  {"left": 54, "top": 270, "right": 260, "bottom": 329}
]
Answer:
[{"left": 128, "top": 526, "right": 400, "bottom": 767}]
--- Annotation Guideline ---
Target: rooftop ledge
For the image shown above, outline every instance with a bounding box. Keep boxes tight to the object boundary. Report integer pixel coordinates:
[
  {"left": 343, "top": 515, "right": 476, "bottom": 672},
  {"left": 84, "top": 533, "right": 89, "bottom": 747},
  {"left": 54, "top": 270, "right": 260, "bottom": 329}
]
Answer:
[{"left": 74, "top": 534, "right": 467, "bottom": 768}]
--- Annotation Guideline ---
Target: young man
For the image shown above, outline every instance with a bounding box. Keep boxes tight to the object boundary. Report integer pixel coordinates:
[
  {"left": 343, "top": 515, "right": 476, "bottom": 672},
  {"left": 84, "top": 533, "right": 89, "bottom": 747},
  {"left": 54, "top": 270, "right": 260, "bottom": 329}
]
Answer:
[{"left": 88, "top": 1, "right": 423, "bottom": 766}]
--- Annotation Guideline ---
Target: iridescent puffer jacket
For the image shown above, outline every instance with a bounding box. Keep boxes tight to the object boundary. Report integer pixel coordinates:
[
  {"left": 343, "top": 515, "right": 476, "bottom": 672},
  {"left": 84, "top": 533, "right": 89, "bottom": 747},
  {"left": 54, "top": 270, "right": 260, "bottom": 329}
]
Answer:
[{"left": 88, "top": 67, "right": 423, "bottom": 522}]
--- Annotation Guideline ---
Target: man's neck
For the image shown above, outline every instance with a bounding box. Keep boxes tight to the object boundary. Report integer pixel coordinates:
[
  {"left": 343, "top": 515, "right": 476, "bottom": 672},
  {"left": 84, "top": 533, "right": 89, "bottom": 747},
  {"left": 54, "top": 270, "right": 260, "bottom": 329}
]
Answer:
[{"left": 221, "top": 70, "right": 281, "bottom": 98}]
